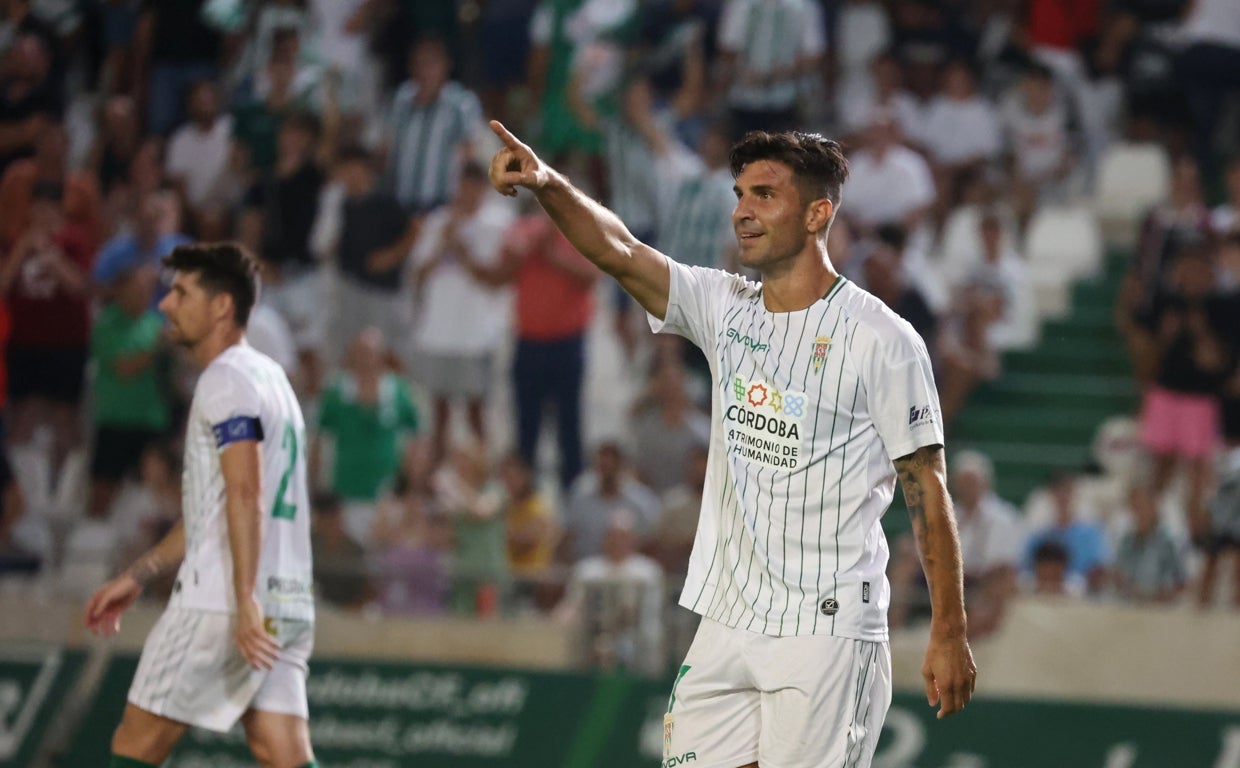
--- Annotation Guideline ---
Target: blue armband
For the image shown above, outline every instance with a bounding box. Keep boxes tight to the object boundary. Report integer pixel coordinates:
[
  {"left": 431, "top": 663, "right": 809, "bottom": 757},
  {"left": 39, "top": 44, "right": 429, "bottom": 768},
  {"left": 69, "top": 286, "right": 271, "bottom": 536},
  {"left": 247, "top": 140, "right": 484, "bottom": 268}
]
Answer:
[{"left": 212, "top": 416, "right": 264, "bottom": 448}]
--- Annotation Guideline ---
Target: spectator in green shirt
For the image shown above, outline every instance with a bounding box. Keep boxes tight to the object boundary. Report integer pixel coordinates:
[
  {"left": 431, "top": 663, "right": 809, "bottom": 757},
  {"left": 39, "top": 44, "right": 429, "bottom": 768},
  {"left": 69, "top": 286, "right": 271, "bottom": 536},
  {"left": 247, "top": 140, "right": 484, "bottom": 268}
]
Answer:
[
  {"left": 88, "top": 262, "right": 170, "bottom": 517},
  {"left": 312, "top": 327, "right": 421, "bottom": 545}
]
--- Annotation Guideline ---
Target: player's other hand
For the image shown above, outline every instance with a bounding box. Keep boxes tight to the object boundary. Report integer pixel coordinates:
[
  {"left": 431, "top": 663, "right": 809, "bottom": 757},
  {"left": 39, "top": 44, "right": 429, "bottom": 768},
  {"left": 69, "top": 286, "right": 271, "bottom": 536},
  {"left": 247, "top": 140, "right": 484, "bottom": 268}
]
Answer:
[
  {"left": 488, "top": 120, "right": 551, "bottom": 197},
  {"left": 84, "top": 575, "right": 144, "bottom": 636},
  {"left": 922, "top": 626, "right": 977, "bottom": 719},
  {"left": 235, "top": 595, "right": 281, "bottom": 671}
]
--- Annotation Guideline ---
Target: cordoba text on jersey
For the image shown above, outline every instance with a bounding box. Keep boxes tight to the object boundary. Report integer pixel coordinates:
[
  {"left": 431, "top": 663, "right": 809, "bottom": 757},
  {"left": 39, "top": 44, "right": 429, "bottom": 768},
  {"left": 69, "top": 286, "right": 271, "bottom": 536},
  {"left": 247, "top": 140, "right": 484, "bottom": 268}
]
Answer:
[{"left": 724, "top": 404, "right": 802, "bottom": 440}]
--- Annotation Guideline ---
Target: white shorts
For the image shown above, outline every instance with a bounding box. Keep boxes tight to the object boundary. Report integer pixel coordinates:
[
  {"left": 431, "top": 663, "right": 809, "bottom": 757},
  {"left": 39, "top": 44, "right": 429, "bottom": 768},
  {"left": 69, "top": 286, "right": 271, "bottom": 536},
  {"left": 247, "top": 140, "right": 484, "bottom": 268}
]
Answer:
[
  {"left": 664, "top": 618, "right": 891, "bottom": 768},
  {"left": 128, "top": 607, "right": 313, "bottom": 733}
]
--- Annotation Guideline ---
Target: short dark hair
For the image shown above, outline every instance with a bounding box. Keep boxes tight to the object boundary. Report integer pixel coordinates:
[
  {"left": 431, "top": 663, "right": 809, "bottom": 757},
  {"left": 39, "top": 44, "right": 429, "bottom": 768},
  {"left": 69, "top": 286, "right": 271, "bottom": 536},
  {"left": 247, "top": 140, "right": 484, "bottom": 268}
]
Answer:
[
  {"left": 730, "top": 131, "right": 849, "bottom": 213},
  {"left": 1032, "top": 540, "right": 1070, "bottom": 565},
  {"left": 162, "top": 242, "right": 261, "bottom": 326}
]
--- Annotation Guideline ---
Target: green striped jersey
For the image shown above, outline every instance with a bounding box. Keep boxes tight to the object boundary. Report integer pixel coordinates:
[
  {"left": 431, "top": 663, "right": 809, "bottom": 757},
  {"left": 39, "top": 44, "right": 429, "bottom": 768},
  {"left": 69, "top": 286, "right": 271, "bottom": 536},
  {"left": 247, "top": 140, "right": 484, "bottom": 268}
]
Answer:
[
  {"left": 603, "top": 116, "right": 664, "bottom": 237},
  {"left": 649, "top": 263, "right": 943, "bottom": 640},
  {"left": 719, "top": 0, "right": 825, "bottom": 111},
  {"left": 388, "top": 81, "right": 483, "bottom": 211},
  {"left": 660, "top": 166, "right": 737, "bottom": 269}
]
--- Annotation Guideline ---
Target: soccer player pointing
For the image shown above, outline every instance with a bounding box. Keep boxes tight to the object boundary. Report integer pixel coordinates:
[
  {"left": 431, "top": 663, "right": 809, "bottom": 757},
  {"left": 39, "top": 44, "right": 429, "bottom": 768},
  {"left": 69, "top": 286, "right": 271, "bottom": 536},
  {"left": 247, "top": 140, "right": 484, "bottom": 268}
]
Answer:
[
  {"left": 490, "top": 121, "right": 975, "bottom": 766},
  {"left": 85, "top": 244, "right": 317, "bottom": 768}
]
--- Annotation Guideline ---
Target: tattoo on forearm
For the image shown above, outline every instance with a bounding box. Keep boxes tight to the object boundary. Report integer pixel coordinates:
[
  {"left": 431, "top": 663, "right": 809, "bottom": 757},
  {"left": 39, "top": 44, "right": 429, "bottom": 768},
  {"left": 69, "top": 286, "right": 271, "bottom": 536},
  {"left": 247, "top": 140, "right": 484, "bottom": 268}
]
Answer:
[
  {"left": 894, "top": 448, "right": 933, "bottom": 543},
  {"left": 125, "top": 553, "right": 164, "bottom": 587}
]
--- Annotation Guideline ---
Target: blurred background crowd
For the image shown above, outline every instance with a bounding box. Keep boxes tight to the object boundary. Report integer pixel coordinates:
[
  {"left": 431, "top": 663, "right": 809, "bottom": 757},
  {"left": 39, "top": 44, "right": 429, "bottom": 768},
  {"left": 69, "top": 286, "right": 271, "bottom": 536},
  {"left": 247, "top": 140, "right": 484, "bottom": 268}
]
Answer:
[{"left": 0, "top": 0, "right": 1237, "bottom": 679}]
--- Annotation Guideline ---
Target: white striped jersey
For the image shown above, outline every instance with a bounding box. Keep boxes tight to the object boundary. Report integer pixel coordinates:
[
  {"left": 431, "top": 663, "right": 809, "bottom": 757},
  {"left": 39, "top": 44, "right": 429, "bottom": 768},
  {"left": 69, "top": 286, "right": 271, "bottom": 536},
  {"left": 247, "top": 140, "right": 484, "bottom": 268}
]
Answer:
[
  {"left": 603, "top": 116, "right": 663, "bottom": 239},
  {"left": 719, "top": 0, "right": 825, "bottom": 111},
  {"left": 171, "top": 343, "right": 315, "bottom": 623},
  {"left": 649, "top": 262, "right": 943, "bottom": 640},
  {"left": 388, "top": 80, "right": 484, "bottom": 212},
  {"left": 660, "top": 166, "right": 737, "bottom": 269}
]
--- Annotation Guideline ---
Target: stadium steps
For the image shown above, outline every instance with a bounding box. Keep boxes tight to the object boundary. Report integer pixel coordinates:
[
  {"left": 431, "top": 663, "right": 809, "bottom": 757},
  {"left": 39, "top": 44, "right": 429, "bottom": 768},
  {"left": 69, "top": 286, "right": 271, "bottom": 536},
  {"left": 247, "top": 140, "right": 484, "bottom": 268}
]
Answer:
[
  {"left": 955, "top": 249, "right": 1139, "bottom": 504},
  {"left": 884, "top": 250, "right": 1138, "bottom": 538}
]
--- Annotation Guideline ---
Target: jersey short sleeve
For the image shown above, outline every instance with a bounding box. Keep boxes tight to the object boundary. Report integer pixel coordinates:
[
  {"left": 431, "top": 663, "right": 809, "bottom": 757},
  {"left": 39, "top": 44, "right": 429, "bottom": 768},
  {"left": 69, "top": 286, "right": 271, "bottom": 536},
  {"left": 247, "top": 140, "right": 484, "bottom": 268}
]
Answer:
[
  {"left": 860, "top": 321, "right": 944, "bottom": 463},
  {"left": 647, "top": 259, "right": 752, "bottom": 352},
  {"left": 197, "top": 363, "right": 266, "bottom": 452}
]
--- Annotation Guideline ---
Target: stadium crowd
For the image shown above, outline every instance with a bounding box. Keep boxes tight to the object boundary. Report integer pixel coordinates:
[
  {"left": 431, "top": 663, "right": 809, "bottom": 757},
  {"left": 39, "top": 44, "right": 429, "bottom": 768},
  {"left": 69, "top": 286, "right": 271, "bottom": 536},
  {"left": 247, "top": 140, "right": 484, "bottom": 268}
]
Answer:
[{"left": 0, "top": 0, "right": 1237, "bottom": 676}]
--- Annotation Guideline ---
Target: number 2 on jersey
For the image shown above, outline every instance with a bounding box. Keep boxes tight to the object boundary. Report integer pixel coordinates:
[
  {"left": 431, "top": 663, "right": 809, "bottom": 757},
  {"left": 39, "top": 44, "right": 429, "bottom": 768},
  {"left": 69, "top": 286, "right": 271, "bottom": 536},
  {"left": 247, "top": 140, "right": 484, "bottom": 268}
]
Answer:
[{"left": 272, "top": 423, "right": 300, "bottom": 520}]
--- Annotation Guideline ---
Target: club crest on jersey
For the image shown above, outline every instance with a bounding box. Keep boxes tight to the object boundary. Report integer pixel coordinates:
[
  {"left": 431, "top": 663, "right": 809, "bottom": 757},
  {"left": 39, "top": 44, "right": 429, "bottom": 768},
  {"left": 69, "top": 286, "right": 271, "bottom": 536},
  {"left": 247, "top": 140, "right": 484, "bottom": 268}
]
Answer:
[
  {"left": 725, "top": 378, "right": 807, "bottom": 470},
  {"left": 809, "top": 336, "right": 832, "bottom": 373}
]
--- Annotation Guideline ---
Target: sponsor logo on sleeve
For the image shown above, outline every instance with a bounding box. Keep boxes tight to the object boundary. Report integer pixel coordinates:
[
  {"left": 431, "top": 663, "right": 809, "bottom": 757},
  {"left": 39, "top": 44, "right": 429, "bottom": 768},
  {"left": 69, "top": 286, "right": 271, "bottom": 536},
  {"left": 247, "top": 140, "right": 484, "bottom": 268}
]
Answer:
[{"left": 908, "top": 405, "right": 935, "bottom": 428}]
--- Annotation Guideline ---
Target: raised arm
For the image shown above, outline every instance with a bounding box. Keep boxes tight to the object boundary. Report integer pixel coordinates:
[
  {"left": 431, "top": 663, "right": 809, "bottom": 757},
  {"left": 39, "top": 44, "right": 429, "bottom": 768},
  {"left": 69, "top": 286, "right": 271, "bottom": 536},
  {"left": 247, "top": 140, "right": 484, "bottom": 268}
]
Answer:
[
  {"left": 893, "top": 444, "right": 977, "bottom": 719},
  {"left": 487, "top": 120, "right": 671, "bottom": 319}
]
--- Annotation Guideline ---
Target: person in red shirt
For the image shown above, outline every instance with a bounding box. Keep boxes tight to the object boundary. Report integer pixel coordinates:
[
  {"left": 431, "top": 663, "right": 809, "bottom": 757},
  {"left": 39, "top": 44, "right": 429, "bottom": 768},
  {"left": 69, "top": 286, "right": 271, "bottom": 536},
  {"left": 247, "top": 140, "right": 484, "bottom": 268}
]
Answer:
[
  {"left": 467, "top": 207, "right": 597, "bottom": 488},
  {"left": 0, "top": 181, "right": 94, "bottom": 480},
  {"left": 0, "top": 124, "right": 103, "bottom": 252}
]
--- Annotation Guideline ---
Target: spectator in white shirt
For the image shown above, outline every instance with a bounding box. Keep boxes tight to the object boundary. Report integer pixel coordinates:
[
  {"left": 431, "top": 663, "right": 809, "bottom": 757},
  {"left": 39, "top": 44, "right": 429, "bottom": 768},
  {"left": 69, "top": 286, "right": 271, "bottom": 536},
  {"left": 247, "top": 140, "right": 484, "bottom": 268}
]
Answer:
[
  {"left": 952, "top": 451, "right": 1023, "bottom": 634},
  {"left": 917, "top": 60, "right": 1002, "bottom": 214},
  {"left": 948, "top": 210, "right": 1038, "bottom": 351},
  {"left": 1001, "top": 62, "right": 1074, "bottom": 230},
  {"left": 410, "top": 162, "right": 515, "bottom": 463},
  {"left": 840, "top": 49, "right": 923, "bottom": 142},
  {"left": 717, "top": 0, "right": 825, "bottom": 138},
  {"left": 842, "top": 110, "right": 937, "bottom": 234},
  {"left": 556, "top": 508, "right": 665, "bottom": 677},
  {"left": 164, "top": 80, "right": 235, "bottom": 238}
]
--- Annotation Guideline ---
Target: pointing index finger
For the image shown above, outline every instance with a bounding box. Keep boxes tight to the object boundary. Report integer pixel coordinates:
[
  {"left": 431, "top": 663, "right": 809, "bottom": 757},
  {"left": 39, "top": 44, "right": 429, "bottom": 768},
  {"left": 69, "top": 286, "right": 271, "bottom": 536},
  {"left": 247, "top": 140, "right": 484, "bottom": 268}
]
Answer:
[{"left": 489, "top": 120, "right": 525, "bottom": 151}]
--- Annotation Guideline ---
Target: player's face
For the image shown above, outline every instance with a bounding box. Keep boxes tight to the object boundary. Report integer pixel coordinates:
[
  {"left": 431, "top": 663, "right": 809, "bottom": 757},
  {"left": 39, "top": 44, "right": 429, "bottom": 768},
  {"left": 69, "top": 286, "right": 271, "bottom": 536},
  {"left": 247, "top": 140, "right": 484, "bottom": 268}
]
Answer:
[
  {"left": 159, "top": 270, "right": 219, "bottom": 347},
  {"left": 732, "top": 160, "right": 811, "bottom": 272}
]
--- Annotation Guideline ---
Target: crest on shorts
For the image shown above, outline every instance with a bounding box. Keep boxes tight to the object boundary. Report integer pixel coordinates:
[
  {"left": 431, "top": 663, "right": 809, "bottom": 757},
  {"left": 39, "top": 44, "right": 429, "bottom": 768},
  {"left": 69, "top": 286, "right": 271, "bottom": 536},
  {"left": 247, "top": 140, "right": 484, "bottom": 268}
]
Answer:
[
  {"left": 810, "top": 336, "right": 832, "bottom": 373},
  {"left": 664, "top": 714, "right": 674, "bottom": 757}
]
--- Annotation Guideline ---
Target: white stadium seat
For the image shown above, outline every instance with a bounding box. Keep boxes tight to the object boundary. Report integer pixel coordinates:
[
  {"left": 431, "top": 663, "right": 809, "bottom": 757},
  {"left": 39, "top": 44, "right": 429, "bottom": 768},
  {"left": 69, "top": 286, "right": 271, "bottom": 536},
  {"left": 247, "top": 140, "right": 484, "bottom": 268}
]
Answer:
[
  {"left": 1094, "top": 142, "right": 1171, "bottom": 247},
  {"left": 1024, "top": 205, "right": 1104, "bottom": 318}
]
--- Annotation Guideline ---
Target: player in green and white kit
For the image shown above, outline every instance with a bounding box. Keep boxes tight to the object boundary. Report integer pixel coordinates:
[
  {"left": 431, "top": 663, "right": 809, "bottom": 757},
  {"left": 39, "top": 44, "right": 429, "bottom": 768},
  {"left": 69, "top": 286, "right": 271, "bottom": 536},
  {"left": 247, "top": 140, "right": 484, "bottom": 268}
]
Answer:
[
  {"left": 488, "top": 122, "right": 975, "bottom": 767},
  {"left": 86, "top": 243, "right": 317, "bottom": 768}
]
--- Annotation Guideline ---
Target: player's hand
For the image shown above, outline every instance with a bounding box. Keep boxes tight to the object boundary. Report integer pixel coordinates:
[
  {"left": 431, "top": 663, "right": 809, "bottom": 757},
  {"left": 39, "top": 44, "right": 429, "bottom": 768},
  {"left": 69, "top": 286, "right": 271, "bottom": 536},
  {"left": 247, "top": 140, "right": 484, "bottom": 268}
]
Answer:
[
  {"left": 922, "top": 627, "right": 977, "bottom": 719},
  {"left": 488, "top": 120, "right": 552, "bottom": 197},
  {"left": 84, "top": 575, "right": 144, "bottom": 636},
  {"left": 235, "top": 595, "right": 281, "bottom": 671}
]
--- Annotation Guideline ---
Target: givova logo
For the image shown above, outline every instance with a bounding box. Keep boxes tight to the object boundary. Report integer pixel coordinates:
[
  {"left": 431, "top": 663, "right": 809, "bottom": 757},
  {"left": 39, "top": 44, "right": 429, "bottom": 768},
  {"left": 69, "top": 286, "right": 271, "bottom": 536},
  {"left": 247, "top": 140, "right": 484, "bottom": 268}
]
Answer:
[
  {"left": 664, "top": 752, "right": 697, "bottom": 767},
  {"left": 726, "top": 327, "right": 768, "bottom": 352}
]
